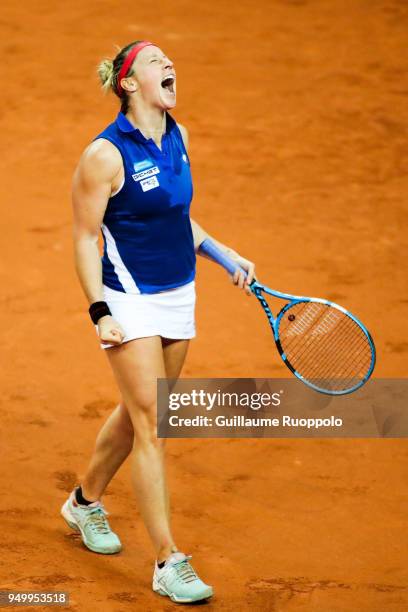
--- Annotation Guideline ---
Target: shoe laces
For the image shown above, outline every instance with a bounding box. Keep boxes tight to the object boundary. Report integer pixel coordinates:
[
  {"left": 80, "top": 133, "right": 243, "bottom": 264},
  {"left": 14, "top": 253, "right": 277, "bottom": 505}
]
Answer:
[
  {"left": 172, "top": 556, "right": 198, "bottom": 584},
  {"left": 84, "top": 504, "right": 111, "bottom": 534}
]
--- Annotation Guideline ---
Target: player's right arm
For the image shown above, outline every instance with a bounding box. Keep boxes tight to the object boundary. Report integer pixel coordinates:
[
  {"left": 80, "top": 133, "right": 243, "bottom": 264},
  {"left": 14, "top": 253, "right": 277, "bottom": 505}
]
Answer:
[{"left": 72, "top": 139, "right": 125, "bottom": 344}]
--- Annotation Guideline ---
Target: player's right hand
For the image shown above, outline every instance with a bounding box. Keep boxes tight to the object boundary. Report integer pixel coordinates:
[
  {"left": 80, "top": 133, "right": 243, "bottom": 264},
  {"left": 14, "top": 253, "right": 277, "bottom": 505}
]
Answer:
[{"left": 97, "top": 315, "right": 126, "bottom": 345}]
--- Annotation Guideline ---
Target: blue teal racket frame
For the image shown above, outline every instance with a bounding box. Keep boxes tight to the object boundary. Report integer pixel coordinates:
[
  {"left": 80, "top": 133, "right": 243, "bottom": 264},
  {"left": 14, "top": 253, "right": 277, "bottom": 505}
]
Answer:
[{"left": 199, "top": 238, "right": 376, "bottom": 396}]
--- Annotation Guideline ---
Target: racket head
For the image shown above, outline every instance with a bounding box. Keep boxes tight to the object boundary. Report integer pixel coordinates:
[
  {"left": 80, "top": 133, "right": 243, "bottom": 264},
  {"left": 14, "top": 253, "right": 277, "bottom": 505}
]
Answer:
[{"left": 274, "top": 298, "right": 376, "bottom": 395}]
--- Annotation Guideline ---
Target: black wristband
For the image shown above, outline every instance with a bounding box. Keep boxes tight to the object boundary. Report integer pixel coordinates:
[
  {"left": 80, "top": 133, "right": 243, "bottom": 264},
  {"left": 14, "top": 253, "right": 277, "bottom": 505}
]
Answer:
[{"left": 89, "top": 301, "right": 112, "bottom": 325}]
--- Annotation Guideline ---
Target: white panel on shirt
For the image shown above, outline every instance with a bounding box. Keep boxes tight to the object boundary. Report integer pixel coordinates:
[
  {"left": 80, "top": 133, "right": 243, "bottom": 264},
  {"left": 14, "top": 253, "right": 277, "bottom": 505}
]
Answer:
[{"left": 101, "top": 223, "right": 141, "bottom": 294}]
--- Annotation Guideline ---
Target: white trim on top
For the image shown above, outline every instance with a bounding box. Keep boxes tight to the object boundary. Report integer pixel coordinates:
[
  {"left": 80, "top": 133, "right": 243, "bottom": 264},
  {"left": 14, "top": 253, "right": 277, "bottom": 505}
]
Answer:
[
  {"left": 111, "top": 176, "right": 125, "bottom": 197},
  {"left": 101, "top": 223, "right": 140, "bottom": 294}
]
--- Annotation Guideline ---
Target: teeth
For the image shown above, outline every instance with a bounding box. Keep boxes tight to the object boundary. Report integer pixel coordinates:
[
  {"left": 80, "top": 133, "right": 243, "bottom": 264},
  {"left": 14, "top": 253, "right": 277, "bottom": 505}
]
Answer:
[{"left": 161, "top": 75, "right": 175, "bottom": 85}]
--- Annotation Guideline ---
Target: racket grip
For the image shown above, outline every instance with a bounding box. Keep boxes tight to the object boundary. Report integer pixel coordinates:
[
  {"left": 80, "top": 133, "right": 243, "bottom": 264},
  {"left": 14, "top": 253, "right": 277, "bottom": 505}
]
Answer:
[{"left": 198, "top": 238, "right": 247, "bottom": 277}]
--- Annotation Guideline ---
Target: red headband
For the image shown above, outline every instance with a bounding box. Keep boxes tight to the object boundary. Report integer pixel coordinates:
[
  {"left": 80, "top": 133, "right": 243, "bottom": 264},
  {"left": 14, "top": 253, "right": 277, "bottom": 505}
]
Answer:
[{"left": 117, "top": 41, "right": 154, "bottom": 95}]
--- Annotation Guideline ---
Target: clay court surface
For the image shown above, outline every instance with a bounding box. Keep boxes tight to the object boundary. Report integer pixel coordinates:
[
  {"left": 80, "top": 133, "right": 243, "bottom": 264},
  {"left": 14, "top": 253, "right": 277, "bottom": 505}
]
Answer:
[{"left": 1, "top": 0, "right": 407, "bottom": 610}]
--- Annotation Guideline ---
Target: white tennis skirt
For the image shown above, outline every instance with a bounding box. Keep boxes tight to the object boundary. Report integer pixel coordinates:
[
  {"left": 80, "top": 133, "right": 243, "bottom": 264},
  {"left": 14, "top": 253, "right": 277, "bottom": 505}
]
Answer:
[{"left": 95, "top": 280, "right": 196, "bottom": 350}]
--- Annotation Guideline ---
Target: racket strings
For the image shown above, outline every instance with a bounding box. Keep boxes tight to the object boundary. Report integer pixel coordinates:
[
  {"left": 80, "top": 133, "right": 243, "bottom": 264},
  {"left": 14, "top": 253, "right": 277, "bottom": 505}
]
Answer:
[
  {"left": 278, "top": 302, "right": 373, "bottom": 391},
  {"left": 282, "top": 303, "right": 358, "bottom": 357},
  {"left": 283, "top": 313, "right": 371, "bottom": 382},
  {"left": 321, "top": 336, "right": 372, "bottom": 379},
  {"left": 305, "top": 340, "right": 369, "bottom": 387},
  {"left": 286, "top": 336, "right": 369, "bottom": 388},
  {"left": 288, "top": 315, "right": 369, "bottom": 378},
  {"left": 281, "top": 308, "right": 357, "bottom": 369},
  {"left": 283, "top": 311, "right": 372, "bottom": 387},
  {"left": 280, "top": 303, "right": 364, "bottom": 358}
]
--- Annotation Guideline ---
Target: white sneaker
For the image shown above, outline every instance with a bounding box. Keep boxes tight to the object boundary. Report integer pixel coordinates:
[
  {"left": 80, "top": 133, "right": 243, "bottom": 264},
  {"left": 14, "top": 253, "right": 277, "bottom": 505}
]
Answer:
[
  {"left": 61, "top": 487, "right": 122, "bottom": 554},
  {"left": 152, "top": 552, "right": 213, "bottom": 603}
]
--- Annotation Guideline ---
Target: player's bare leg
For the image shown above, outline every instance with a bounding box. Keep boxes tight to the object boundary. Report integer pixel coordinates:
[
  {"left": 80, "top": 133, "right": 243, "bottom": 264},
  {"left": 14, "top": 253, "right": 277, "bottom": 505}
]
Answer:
[
  {"left": 105, "top": 335, "right": 185, "bottom": 561},
  {"left": 80, "top": 402, "right": 134, "bottom": 501},
  {"left": 80, "top": 337, "right": 189, "bottom": 505}
]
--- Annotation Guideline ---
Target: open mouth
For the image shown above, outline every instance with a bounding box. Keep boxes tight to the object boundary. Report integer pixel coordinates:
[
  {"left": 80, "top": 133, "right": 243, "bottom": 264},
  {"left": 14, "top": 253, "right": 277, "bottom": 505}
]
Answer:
[{"left": 161, "top": 75, "right": 175, "bottom": 94}]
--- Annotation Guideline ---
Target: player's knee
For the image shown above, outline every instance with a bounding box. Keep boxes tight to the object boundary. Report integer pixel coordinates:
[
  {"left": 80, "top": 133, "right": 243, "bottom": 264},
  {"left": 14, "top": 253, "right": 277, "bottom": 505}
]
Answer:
[
  {"left": 133, "top": 414, "right": 163, "bottom": 448},
  {"left": 117, "top": 402, "right": 134, "bottom": 437},
  {"left": 126, "top": 400, "right": 161, "bottom": 444}
]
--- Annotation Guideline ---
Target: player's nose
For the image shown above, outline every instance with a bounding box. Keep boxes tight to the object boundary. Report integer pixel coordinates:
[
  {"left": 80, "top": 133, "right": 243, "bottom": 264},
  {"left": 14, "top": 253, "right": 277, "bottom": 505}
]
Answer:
[{"left": 163, "top": 56, "right": 173, "bottom": 69}]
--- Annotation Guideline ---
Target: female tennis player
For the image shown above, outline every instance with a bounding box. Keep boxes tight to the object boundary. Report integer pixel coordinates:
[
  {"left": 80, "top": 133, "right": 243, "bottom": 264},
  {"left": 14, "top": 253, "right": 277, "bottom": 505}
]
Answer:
[{"left": 61, "top": 40, "right": 255, "bottom": 604}]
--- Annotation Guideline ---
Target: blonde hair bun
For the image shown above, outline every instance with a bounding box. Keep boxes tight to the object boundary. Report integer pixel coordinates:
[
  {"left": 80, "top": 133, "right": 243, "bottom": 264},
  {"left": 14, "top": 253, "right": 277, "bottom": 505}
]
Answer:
[{"left": 97, "top": 58, "right": 114, "bottom": 92}]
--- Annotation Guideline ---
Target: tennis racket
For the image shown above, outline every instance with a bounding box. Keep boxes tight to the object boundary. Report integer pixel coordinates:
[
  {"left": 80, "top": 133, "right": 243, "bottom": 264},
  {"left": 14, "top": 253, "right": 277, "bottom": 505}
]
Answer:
[{"left": 199, "top": 239, "right": 376, "bottom": 396}]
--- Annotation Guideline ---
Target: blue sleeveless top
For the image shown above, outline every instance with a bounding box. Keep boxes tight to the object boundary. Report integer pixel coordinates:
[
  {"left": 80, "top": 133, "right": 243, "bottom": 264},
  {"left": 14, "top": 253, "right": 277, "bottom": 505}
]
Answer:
[{"left": 94, "top": 111, "right": 196, "bottom": 294}]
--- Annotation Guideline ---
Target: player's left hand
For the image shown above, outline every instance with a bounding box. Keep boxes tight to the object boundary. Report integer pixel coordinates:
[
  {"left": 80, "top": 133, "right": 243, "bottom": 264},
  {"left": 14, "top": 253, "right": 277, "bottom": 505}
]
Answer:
[{"left": 229, "top": 255, "right": 256, "bottom": 296}]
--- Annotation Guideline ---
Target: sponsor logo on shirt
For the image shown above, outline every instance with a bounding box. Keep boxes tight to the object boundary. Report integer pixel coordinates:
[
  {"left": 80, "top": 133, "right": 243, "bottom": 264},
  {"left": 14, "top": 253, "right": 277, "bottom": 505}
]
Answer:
[
  {"left": 140, "top": 176, "right": 160, "bottom": 192},
  {"left": 133, "top": 159, "right": 154, "bottom": 172},
  {"left": 132, "top": 166, "right": 160, "bottom": 182}
]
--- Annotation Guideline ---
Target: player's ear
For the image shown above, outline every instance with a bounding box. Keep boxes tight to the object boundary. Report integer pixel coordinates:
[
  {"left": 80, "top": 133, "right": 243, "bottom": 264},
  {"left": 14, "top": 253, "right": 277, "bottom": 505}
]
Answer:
[{"left": 120, "top": 76, "right": 138, "bottom": 93}]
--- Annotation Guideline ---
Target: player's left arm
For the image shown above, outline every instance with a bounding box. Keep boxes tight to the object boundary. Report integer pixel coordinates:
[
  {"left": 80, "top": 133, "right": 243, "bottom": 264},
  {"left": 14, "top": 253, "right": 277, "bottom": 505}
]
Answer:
[{"left": 178, "top": 122, "right": 255, "bottom": 293}]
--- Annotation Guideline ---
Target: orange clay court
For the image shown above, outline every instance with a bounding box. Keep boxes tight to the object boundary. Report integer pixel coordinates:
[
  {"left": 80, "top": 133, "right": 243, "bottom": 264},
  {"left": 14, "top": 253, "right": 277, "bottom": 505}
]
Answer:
[{"left": 0, "top": 0, "right": 407, "bottom": 610}]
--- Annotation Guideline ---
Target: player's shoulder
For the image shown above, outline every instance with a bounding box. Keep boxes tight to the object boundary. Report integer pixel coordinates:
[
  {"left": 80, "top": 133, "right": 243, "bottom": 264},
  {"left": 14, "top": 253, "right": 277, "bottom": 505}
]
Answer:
[
  {"left": 82, "top": 138, "right": 122, "bottom": 165},
  {"left": 77, "top": 138, "right": 122, "bottom": 179}
]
